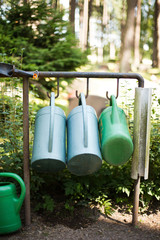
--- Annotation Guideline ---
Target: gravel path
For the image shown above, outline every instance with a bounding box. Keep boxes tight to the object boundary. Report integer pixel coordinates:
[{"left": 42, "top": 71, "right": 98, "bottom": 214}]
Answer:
[{"left": 1, "top": 207, "right": 160, "bottom": 240}]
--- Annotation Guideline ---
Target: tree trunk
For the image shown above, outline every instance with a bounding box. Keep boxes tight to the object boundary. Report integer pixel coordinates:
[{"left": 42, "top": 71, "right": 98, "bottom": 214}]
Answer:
[
  {"left": 120, "top": 0, "right": 126, "bottom": 60},
  {"left": 69, "top": 0, "right": 76, "bottom": 33},
  {"left": 81, "top": 0, "right": 89, "bottom": 50},
  {"left": 152, "top": 0, "right": 160, "bottom": 68},
  {"left": 79, "top": 2, "right": 83, "bottom": 48},
  {"left": 158, "top": 0, "right": 160, "bottom": 68},
  {"left": 87, "top": 0, "right": 93, "bottom": 48},
  {"left": 103, "top": 0, "right": 108, "bottom": 26},
  {"left": 96, "top": 0, "right": 100, "bottom": 6},
  {"left": 120, "top": 0, "right": 137, "bottom": 72},
  {"left": 134, "top": 0, "right": 141, "bottom": 69},
  {"left": 53, "top": 0, "right": 58, "bottom": 9}
]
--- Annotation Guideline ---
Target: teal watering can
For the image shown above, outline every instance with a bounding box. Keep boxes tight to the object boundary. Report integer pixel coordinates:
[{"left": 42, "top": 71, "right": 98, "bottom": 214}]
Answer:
[
  {"left": 99, "top": 95, "right": 133, "bottom": 165},
  {"left": 67, "top": 93, "right": 102, "bottom": 176},
  {"left": 31, "top": 92, "right": 66, "bottom": 172},
  {"left": 0, "top": 172, "right": 26, "bottom": 234}
]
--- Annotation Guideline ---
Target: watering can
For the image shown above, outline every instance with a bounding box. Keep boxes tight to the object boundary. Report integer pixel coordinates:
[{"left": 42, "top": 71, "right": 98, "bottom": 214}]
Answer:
[
  {"left": 0, "top": 172, "right": 26, "bottom": 234},
  {"left": 31, "top": 92, "right": 66, "bottom": 172},
  {"left": 99, "top": 95, "right": 133, "bottom": 165},
  {"left": 67, "top": 93, "right": 102, "bottom": 176}
]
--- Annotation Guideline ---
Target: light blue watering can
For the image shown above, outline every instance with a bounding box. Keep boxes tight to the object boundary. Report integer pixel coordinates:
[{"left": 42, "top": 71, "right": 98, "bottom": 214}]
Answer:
[
  {"left": 67, "top": 93, "right": 102, "bottom": 176},
  {"left": 31, "top": 92, "right": 66, "bottom": 172}
]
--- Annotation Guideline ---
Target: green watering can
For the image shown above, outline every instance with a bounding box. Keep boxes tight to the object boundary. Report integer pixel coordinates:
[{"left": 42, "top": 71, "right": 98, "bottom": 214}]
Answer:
[
  {"left": 0, "top": 172, "right": 26, "bottom": 235},
  {"left": 99, "top": 95, "right": 133, "bottom": 165}
]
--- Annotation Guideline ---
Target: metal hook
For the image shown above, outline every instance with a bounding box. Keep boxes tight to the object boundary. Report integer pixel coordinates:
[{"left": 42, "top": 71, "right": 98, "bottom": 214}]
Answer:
[
  {"left": 76, "top": 77, "right": 89, "bottom": 99},
  {"left": 106, "top": 78, "right": 119, "bottom": 100},
  {"left": 47, "top": 77, "right": 59, "bottom": 99}
]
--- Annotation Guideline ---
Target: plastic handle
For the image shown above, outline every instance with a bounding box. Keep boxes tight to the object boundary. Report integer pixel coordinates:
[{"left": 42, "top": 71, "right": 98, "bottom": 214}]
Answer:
[
  {"left": 48, "top": 92, "right": 55, "bottom": 152},
  {"left": 79, "top": 93, "right": 88, "bottom": 148},
  {"left": 0, "top": 172, "right": 26, "bottom": 213},
  {"left": 110, "top": 95, "right": 120, "bottom": 124}
]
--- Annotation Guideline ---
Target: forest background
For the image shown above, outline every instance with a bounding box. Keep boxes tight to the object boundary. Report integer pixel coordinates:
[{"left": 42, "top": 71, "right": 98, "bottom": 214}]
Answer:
[{"left": 0, "top": 0, "right": 160, "bottom": 215}]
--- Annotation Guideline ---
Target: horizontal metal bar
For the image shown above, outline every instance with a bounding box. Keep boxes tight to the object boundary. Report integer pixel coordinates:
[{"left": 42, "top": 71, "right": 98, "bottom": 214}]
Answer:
[{"left": 12, "top": 70, "right": 144, "bottom": 87}]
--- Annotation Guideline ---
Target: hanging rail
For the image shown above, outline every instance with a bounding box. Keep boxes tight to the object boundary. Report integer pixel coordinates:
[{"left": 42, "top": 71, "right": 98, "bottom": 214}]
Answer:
[
  {"left": 14, "top": 71, "right": 144, "bottom": 87},
  {"left": 0, "top": 63, "right": 144, "bottom": 88}
]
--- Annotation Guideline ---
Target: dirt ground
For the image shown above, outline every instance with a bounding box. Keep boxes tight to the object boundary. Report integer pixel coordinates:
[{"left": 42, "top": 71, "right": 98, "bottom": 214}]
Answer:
[{"left": 1, "top": 205, "right": 160, "bottom": 240}]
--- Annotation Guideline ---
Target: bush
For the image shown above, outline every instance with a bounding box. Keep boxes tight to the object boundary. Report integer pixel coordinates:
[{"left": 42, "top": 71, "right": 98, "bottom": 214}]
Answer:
[
  {"left": 0, "top": 0, "right": 88, "bottom": 99},
  {"left": 0, "top": 80, "right": 160, "bottom": 215}
]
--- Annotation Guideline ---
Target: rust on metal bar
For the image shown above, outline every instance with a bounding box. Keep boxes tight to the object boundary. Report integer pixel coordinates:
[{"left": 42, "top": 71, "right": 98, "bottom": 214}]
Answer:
[{"left": 23, "top": 77, "right": 31, "bottom": 226}]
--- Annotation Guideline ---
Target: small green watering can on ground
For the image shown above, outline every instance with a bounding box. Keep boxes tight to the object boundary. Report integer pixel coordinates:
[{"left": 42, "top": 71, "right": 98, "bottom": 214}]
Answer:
[
  {"left": 31, "top": 92, "right": 66, "bottom": 172},
  {"left": 99, "top": 95, "right": 133, "bottom": 165},
  {"left": 0, "top": 172, "right": 26, "bottom": 235}
]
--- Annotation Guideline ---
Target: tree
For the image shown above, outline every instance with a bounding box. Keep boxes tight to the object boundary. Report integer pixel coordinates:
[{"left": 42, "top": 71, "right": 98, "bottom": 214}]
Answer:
[
  {"left": 157, "top": 0, "right": 160, "bottom": 68},
  {"left": 69, "top": 0, "right": 76, "bottom": 33},
  {"left": 120, "top": 0, "right": 137, "bottom": 72},
  {"left": 0, "top": 0, "right": 88, "bottom": 99},
  {"left": 120, "top": 0, "right": 127, "bottom": 60},
  {"left": 80, "top": 0, "right": 89, "bottom": 50},
  {"left": 87, "top": 0, "right": 93, "bottom": 48},
  {"left": 103, "top": 0, "right": 108, "bottom": 26},
  {"left": 152, "top": 0, "right": 160, "bottom": 68},
  {"left": 133, "top": 0, "right": 141, "bottom": 69}
]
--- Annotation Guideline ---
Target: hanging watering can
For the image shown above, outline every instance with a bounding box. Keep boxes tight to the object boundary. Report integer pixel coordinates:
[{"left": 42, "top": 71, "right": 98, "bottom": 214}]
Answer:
[
  {"left": 67, "top": 92, "right": 102, "bottom": 176},
  {"left": 31, "top": 92, "right": 66, "bottom": 172},
  {"left": 0, "top": 172, "right": 26, "bottom": 234},
  {"left": 99, "top": 95, "right": 133, "bottom": 165}
]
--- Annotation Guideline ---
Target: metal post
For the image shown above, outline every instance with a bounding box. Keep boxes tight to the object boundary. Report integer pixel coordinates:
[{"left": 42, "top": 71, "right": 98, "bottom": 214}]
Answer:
[
  {"left": 132, "top": 175, "right": 141, "bottom": 226},
  {"left": 23, "top": 77, "right": 31, "bottom": 225}
]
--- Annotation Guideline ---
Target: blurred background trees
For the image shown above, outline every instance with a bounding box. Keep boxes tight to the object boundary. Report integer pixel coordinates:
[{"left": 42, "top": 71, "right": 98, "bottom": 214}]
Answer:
[
  {"left": 0, "top": 0, "right": 88, "bottom": 98},
  {"left": 0, "top": 0, "right": 159, "bottom": 96},
  {"left": 68, "top": 0, "right": 160, "bottom": 71}
]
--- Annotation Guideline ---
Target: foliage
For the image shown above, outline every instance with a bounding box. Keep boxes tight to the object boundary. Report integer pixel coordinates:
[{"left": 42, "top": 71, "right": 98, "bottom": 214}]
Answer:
[
  {"left": 95, "top": 195, "right": 114, "bottom": 216},
  {"left": 34, "top": 194, "right": 55, "bottom": 213},
  {"left": 0, "top": 79, "right": 23, "bottom": 175},
  {"left": 140, "top": 0, "right": 155, "bottom": 59},
  {"left": 0, "top": 0, "right": 88, "bottom": 99},
  {"left": 0, "top": 76, "right": 160, "bottom": 215}
]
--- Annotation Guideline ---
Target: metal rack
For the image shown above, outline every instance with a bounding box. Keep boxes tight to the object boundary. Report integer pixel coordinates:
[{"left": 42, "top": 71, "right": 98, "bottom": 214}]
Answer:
[{"left": 0, "top": 62, "right": 145, "bottom": 226}]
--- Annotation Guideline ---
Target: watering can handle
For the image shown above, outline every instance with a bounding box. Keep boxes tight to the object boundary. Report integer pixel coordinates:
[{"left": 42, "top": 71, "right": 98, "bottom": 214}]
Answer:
[
  {"left": 110, "top": 95, "right": 120, "bottom": 124},
  {"left": 0, "top": 172, "right": 26, "bottom": 213},
  {"left": 48, "top": 92, "right": 55, "bottom": 152},
  {"left": 79, "top": 93, "right": 88, "bottom": 148}
]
